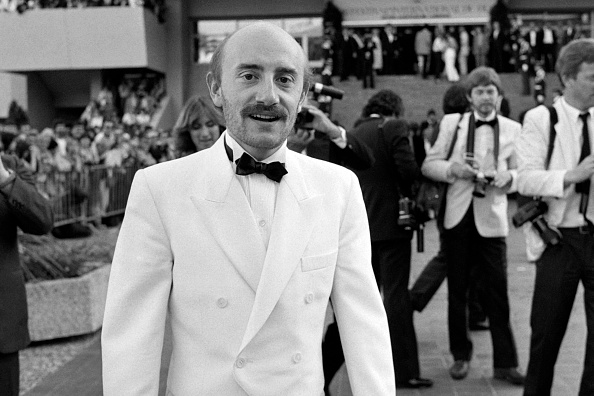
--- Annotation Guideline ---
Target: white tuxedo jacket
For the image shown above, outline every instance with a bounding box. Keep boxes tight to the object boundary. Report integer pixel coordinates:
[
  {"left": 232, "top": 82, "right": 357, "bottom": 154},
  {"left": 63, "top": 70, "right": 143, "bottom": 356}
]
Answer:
[
  {"left": 101, "top": 135, "right": 395, "bottom": 395},
  {"left": 516, "top": 102, "right": 594, "bottom": 261},
  {"left": 422, "top": 112, "right": 519, "bottom": 237}
]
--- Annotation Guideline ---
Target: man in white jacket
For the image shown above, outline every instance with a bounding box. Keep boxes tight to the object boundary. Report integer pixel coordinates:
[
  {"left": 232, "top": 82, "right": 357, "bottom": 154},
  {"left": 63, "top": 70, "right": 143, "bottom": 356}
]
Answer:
[
  {"left": 101, "top": 22, "right": 395, "bottom": 396},
  {"left": 516, "top": 38, "right": 594, "bottom": 396}
]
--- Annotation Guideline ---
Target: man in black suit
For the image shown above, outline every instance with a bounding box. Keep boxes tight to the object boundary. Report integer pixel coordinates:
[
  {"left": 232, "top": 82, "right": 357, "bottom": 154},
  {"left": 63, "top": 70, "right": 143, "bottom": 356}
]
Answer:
[
  {"left": 348, "top": 90, "right": 432, "bottom": 389},
  {"left": 0, "top": 152, "right": 53, "bottom": 395}
]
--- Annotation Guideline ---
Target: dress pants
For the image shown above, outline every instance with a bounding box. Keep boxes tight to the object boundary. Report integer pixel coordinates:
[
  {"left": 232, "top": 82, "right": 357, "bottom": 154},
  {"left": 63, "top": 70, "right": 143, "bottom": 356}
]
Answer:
[
  {"left": 524, "top": 228, "right": 594, "bottom": 396},
  {"left": 0, "top": 351, "right": 20, "bottom": 396},
  {"left": 372, "top": 238, "right": 420, "bottom": 382},
  {"left": 443, "top": 206, "right": 518, "bottom": 368},
  {"left": 410, "top": 215, "right": 487, "bottom": 319}
]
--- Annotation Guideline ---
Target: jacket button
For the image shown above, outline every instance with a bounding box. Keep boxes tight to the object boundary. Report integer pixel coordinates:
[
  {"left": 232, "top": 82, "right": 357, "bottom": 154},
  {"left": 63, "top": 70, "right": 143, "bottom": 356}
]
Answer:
[
  {"left": 292, "top": 352, "right": 302, "bottom": 364},
  {"left": 236, "top": 357, "right": 246, "bottom": 368},
  {"left": 304, "top": 292, "right": 314, "bottom": 304},
  {"left": 217, "top": 298, "right": 228, "bottom": 308}
]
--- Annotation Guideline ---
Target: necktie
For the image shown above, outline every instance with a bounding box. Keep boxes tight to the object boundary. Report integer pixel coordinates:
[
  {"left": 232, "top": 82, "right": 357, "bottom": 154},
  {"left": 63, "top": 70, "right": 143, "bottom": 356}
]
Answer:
[
  {"left": 235, "top": 152, "right": 287, "bottom": 183},
  {"left": 576, "top": 112, "right": 591, "bottom": 195},
  {"left": 475, "top": 119, "right": 498, "bottom": 129}
]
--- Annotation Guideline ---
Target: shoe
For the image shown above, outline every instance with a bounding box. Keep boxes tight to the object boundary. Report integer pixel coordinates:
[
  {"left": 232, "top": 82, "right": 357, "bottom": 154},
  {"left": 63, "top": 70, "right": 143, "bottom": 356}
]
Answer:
[
  {"left": 469, "top": 319, "right": 489, "bottom": 331},
  {"left": 449, "top": 360, "right": 469, "bottom": 380},
  {"left": 396, "top": 377, "right": 434, "bottom": 388},
  {"left": 493, "top": 367, "right": 525, "bottom": 385}
]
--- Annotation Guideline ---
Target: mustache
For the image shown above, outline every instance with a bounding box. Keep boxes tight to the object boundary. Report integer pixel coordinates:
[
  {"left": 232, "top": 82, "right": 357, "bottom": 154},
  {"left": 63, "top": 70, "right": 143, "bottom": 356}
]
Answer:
[{"left": 240, "top": 104, "right": 288, "bottom": 118}]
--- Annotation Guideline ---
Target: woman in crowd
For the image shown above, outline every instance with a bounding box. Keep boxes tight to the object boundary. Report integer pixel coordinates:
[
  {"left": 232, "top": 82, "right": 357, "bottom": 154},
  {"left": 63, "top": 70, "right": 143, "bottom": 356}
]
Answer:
[
  {"left": 172, "top": 95, "right": 225, "bottom": 158},
  {"left": 443, "top": 33, "right": 460, "bottom": 82}
]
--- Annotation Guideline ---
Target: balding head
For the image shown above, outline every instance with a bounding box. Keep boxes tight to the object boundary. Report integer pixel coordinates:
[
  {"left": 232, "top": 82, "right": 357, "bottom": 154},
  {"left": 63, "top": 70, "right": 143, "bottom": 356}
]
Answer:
[{"left": 209, "top": 22, "right": 312, "bottom": 93}]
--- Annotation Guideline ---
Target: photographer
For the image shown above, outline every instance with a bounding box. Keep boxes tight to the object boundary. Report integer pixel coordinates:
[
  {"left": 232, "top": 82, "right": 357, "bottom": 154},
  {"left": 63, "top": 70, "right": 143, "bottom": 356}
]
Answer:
[
  {"left": 287, "top": 97, "right": 374, "bottom": 170},
  {"left": 517, "top": 38, "right": 594, "bottom": 396},
  {"left": 347, "top": 89, "right": 432, "bottom": 389},
  {"left": 0, "top": 151, "right": 53, "bottom": 395},
  {"left": 422, "top": 67, "right": 524, "bottom": 384}
]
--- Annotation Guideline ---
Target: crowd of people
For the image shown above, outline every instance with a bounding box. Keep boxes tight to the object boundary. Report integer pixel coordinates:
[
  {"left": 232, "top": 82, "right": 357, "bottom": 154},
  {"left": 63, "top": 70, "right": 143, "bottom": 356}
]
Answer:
[
  {"left": 1, "top": 15, "right": 594, "bottom": 396},
  {"left": 0, "top": 0, "right": 166, "bottom": 22},
  {"left": 323, "top": 18, "right": 589, "bottom": 87}
]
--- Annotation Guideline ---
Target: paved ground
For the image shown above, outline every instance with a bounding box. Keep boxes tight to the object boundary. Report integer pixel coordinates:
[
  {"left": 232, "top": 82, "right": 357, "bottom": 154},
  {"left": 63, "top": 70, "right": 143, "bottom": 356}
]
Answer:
[{"left": 21, "top": 200, "right": 588, "bottom": 395}]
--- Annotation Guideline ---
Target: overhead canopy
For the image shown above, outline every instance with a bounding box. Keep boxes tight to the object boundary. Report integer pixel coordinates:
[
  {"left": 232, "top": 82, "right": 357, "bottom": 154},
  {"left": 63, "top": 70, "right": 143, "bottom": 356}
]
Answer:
[{"left": 508, "top": 0, "right": 593, "bottom": 13}]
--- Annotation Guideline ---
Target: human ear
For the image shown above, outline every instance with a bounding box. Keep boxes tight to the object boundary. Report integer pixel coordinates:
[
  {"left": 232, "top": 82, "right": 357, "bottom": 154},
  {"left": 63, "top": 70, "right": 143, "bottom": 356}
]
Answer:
[{"left": 206, "top": 72, "right": 223, "bottom": 108}]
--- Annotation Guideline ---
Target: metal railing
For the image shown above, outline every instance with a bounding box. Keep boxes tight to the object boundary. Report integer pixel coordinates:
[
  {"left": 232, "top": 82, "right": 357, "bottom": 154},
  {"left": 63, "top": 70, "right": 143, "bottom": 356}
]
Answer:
[{"left": 37, "top": 164, "right": 140, "bottom": 227}]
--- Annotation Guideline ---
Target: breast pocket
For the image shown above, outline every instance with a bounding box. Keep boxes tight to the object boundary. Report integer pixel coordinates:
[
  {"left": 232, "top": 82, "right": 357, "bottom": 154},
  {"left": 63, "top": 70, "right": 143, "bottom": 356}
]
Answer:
[{"left": 301, "top": 251, "right": 338, "bottom": 272}]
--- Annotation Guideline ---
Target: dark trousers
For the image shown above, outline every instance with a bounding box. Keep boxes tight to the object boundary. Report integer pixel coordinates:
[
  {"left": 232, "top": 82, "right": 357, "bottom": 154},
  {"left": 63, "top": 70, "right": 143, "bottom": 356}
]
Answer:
[
  {"left": 431, "top": 51, "right": 443, "bottom": 79},
  {"left": 0, "top": 351, "right": 19, "bottom": 396},
  {"left": 322, "top": 237, "right": 421, "bottom": 389},
  {"left": 410, "top": 216, "right": 486, "bottom": 322},
  {"left": 524, "top": 228, "right": 594, "bottom": 396},
  {"left": 443, "top": 206, "right": 518, "bottom": 367},
  {"left": 372, "top": 238, "right": 420, "bottom": 382}
]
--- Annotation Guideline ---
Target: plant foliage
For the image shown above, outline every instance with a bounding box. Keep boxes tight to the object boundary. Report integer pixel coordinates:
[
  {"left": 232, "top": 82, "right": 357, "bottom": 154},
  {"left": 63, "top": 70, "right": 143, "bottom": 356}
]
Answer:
[{"left": 18, "top": 230, "right": 117, "bottom": 283}]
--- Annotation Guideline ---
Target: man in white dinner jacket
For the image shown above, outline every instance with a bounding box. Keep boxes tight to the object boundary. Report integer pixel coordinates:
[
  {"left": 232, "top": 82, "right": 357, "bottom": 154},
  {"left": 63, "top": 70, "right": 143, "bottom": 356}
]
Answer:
[
  {"left": 516, "top": 38, "right": 594, "bottom": 396},
  {"left": 422, "top": 66, "right": 524, "bottom": 385},
  {"left": 101, "top": 22, "right": 395, "bottom": 396}
]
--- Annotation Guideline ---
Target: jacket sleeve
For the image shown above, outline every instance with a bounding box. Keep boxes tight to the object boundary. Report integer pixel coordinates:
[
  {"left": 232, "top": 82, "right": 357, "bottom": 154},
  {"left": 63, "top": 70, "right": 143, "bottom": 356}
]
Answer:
[
  {"left": 331, "top": 172, "right": 395, "bottom": 395},
  {"left": 0, "top": 155, "right": 53, "bottom": 235},
  {"left": 515, "top": 106, "right": 566, "bottom": 198},
  {"left": 102, "top": 169, "right": 173, "bottom": 395},
  {"left": 330, "top": 131, "right": 376, "bottom": 170}
]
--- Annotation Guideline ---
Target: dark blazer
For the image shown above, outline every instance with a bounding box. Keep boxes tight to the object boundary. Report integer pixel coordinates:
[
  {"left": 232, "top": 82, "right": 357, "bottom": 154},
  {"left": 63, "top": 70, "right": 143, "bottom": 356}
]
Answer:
[
  {"left": 0, "top": 154, "right": 53, "bottom": 353},
  {"left": 303, "top": 130, "right": 375, "bottom": 170},
  {"left": 349, "top": 117, "right": 420, "bottom": 241}
]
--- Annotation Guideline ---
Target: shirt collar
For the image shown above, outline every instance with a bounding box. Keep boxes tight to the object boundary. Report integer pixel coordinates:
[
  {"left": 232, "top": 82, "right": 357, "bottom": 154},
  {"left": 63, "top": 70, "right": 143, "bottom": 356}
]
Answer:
[
  {"left": 225, "top": 131, "right": 287, "bottom": 166},
  {"left": 473, "top": 110, "right": 497, "bottom": 122},
  {"left": 559, "top": 97, "right": 593, "bottom": 121}
]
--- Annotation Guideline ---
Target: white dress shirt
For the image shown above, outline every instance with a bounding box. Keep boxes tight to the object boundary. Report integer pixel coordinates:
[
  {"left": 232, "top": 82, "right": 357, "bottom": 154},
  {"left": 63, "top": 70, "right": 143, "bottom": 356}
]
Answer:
[
  {"left": 556, "top": 99, "right": 594, "bottom": 227},
  {"left": 471, "top": 110, "right": 498, "bottom": 173},
  {"left": 226, "top": 133, "right": 286, "bottom": 250}
]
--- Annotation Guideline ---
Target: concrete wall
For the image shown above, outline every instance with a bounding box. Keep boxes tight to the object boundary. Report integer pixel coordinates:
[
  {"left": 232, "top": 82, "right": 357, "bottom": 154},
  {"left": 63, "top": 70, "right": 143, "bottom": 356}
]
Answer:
[
  {"left": 0, "top": 72, "right": 28, "bottom": 119},
  {"left": 0, "top": 8, "right": 166, "bottom": 72}
]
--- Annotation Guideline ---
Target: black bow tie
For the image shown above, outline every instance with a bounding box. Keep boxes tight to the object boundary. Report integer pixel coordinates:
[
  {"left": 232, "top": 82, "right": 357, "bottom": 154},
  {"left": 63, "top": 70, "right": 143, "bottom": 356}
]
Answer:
[
  {"left": 235, "top": 152, "right": 287, "bottom": 183},
  {"left": 475, "top": 119, "right": 498, "bottom": 129}
]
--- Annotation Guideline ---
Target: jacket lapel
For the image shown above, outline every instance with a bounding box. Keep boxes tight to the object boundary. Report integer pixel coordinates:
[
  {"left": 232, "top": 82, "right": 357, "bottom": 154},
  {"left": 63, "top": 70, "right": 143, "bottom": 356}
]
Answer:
[
  {"left": 189, "top": 137, "right": 266, "bottom": 294},
  {"left": 239, "top": 153, "right": 323, "bottom": 351}
]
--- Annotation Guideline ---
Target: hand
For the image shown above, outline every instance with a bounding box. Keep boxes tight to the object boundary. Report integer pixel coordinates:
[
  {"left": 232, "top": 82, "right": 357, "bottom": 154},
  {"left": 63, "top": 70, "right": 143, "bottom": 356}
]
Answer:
[
  {"left": 564, "top": 154, "right": 594, "bottom": 187},
  {"left": 492, "top": 170, "right": 512, "bottom": 188},
  {"left": 449, "top": 162, "right": 477, "bottom": 180},
  {"left": 301, "top": 105, "right": 343, "bottom": 140},
  {"left": 287, "top": 128, "right": 315, "bottom": 153}
]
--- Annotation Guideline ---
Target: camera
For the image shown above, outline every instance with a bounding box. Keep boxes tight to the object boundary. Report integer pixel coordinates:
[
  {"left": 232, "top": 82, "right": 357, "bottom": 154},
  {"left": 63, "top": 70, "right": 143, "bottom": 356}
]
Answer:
[
  {"left": 472, "top": 172, "right": 494, "bottom": 198},
  {"left": 295, "top": 83, "right": 345, "bottom": 128},
  {"left": 512, "top": 199, "right": 562, "bottom": 246},
  {"left": 398, "top": 197, "right": 417, "bottom": 230},
  {"left": 295, "top": 109, "right": 315, "bottom": 128}
]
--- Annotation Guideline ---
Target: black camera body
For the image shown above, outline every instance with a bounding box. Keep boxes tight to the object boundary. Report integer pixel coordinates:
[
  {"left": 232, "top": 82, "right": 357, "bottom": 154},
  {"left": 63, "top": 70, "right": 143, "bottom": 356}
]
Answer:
[
  {"left": 397, "top": 197, "right": 426, "bottom": 252},
  {"left": 397, "top": 197, "right": 417, "bottom": 230},
  {"left": 472, "top": 172, "right": 495, "bottom": 198},
  {"left": 512, "top": 199, "right": 561, "bottom": 246},
  {"left": 295, "top": 110, "right": 315, "bottom": 128}
]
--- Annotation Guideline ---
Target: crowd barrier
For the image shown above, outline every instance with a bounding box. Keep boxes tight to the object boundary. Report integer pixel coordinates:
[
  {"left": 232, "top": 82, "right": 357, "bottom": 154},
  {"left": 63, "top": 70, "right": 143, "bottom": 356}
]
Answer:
[{"left": 37, "top": 163, "right": 140, "bottom": 227}]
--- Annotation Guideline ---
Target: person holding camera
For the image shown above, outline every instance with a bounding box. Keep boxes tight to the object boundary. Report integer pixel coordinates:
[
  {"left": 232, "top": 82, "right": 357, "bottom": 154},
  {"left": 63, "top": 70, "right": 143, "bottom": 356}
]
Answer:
[
  {"left": 0, "top": 152, "right": 54, "bottom": 395},
  {"left": 346, "top": 89, "right": 432, "bottom": 389},
  {"left": 422, "top": 66, "right": 524, "bottom": 384},
  {"left": 516, "top": 38, "right": 594, "bottom": 396}
]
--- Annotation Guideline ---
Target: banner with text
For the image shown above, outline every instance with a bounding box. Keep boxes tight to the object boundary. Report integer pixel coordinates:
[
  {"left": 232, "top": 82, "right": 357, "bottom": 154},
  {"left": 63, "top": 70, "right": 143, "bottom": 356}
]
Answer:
[{"left": 335, "top": 0, "right": 493, "bottom": 22}]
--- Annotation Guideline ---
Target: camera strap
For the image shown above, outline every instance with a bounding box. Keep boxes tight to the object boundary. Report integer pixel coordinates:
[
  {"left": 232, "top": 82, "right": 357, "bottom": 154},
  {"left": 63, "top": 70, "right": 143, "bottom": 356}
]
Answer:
[
  {"left": 465, "top": 112, "right": 500, "bottom": 171},
  {"left": 517, "top": 106, "right": 558, "bottom": 208}
]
